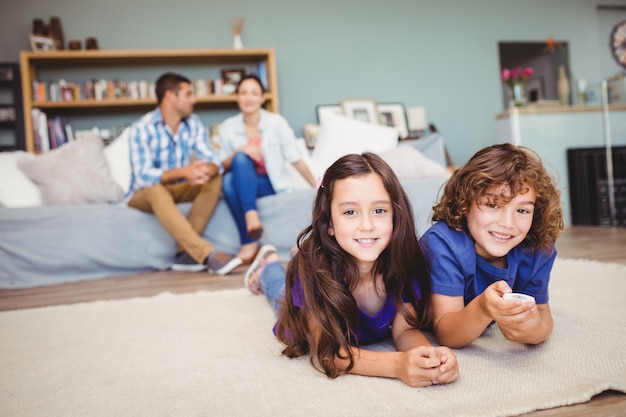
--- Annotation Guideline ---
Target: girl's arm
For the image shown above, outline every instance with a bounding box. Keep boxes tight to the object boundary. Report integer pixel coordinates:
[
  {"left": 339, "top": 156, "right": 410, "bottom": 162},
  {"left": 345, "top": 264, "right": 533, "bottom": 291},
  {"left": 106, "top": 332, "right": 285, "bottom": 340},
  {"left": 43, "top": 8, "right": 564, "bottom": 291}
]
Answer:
[{"left": 307, "top": 307, "right": 459, "bottom": 387}]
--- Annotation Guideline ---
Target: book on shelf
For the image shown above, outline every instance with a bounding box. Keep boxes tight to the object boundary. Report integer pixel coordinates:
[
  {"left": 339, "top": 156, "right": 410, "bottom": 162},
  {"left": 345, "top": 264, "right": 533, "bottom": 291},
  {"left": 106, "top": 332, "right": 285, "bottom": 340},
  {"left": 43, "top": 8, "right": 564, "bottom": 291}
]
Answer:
[
  {"left": 30, "top": 109, "right": 75, "bottom": 152},
  {"left": 256, "top": 61, "right": 268, "bottom": 90},
  {"left": 31, "top": 108, "right": 49, "bottom": 152},
  {"left": 47, "top": 119, "right": 58, "bottom": 149}
]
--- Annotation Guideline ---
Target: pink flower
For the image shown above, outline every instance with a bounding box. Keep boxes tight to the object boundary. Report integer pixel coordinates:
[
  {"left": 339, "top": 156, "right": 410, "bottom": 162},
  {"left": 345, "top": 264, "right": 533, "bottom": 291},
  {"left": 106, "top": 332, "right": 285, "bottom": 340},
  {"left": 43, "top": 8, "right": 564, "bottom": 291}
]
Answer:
[{"left": 501, "top": 66, "right": 534, "bottom": 88}]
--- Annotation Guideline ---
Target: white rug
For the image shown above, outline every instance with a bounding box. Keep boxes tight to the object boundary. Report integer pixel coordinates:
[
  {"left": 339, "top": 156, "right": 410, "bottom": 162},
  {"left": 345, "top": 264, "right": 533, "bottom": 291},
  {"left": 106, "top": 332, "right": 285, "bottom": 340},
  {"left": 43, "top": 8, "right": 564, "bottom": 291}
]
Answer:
[{"left": 1, "top": 258, "right": 625, "bottom": 417}]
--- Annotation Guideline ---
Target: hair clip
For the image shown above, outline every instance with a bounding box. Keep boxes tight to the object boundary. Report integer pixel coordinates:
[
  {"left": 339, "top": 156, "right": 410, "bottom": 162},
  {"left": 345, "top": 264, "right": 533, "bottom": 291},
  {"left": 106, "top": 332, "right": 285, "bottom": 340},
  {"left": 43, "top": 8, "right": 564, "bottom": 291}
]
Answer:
[{"left": 316, "top": 170, "right": 325, "bottom": 189}]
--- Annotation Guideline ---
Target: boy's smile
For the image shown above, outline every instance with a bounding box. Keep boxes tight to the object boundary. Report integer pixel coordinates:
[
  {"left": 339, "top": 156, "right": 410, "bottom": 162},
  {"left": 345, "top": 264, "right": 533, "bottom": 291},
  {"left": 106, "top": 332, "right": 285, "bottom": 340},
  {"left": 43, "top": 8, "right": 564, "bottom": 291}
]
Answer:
[{"left": 467, "top": 184, "right": 536, "bottom": 266}]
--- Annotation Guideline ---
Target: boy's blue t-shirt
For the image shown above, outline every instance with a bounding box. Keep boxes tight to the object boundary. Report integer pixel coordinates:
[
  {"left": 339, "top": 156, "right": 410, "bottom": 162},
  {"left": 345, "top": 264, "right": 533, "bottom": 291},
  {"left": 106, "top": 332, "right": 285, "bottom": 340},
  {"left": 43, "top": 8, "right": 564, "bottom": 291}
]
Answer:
[{"left": 421, "top": 221, "right": 556, "bottom": 305}]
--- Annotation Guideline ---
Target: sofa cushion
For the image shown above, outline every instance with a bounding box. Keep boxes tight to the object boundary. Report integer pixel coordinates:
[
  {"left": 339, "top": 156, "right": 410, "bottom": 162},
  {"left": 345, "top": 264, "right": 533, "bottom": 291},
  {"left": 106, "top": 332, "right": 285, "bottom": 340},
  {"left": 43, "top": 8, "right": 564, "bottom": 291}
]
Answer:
[
  {"left": 103, "top": 128, "right": 132, "bottom": 195},
  {"left": 0, "top": 151, "right": 42, "bottom": 207},
  {"left": 17, "top": 137, "right": 124, "bottom": 206},
  {"left": 379, "top": 145, "right": 451, "bottom": 180},
  {"left": 309, "top": 113, "right": 398, "bottom": 174}
]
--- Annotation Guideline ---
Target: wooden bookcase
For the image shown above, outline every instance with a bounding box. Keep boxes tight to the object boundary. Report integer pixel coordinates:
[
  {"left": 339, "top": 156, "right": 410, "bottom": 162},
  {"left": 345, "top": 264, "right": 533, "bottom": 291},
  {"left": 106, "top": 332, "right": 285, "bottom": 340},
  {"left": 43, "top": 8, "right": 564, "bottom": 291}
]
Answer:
[
  {"left": 0, "top": 62, "right": 25, "bottom": 151},
  {"left": 19, "top": 48, "right": 279, "bottom": 152}
]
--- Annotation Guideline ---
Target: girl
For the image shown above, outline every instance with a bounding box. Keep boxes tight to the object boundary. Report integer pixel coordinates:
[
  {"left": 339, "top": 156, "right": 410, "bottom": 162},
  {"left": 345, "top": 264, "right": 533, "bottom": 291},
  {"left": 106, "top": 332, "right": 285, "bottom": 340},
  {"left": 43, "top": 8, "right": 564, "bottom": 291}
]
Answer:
[
  {"left": 245, "top": 152, "right": 459, "bottom": 387},
  {"left": 421, "top": 143, "right": 564, "bottom": 348},
  {"left": 215, "top": 74, "right": 316, "bottom": 275}
]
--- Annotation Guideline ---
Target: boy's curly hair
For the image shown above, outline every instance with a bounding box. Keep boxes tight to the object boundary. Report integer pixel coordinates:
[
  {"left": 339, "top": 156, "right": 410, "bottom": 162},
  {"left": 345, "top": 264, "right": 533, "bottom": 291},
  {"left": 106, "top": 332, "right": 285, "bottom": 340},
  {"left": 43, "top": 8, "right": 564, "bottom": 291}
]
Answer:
[{"left": 432, "top": 143, "right": 564, "bottom": 251}]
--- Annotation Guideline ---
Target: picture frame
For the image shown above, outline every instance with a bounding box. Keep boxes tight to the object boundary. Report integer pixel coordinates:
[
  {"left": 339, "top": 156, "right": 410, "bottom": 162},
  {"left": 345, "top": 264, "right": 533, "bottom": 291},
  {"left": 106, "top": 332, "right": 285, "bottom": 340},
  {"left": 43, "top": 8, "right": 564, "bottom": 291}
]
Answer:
[
  {"left": 341, "top": 99, "right": 379, "bottom": 124},
  {"left": 377, "top": 103, "right": 409, "bottom": 138},
  {"left": 220, "top": 68, "right": 245, "bottom": 94},
  {"left": 524, "top": 77, "right": 544, "bottom": 103},
  {"left": 316, "top": 104, "right": 343, "bottom": 125},
  {"left": 29, "top": 34, "right": 56, "bottom": 52}
]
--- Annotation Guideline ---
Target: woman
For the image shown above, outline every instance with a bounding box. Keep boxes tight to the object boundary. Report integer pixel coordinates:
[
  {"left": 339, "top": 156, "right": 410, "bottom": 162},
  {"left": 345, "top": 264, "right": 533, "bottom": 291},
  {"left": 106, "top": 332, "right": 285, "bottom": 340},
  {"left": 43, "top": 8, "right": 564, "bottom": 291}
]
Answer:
[{"left": 215, "top": 74, "right": 316, "bottom": 275}]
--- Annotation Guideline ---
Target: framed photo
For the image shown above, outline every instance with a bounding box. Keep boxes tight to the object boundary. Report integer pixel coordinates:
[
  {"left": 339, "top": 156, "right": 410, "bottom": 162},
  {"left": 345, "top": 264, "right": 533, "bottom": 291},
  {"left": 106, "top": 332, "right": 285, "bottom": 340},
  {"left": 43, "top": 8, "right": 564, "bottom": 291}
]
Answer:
[
  {"left": 341, "top": 99, "right": 379, "bottom": 124},
  {"left": 525, "top": 77, "right": 544, "bottom": 103},
  {"left": 30, "top": 34, "right": 56, "bottom": 52},
  {"left": 377, "top": 103, "right": 409, "bottom": 138},
  {"left": 316, "top": 104, "right": 343, "bottom": 125},
  {"left": 221, "top": 68, "right": 245, "bottom": 89}
]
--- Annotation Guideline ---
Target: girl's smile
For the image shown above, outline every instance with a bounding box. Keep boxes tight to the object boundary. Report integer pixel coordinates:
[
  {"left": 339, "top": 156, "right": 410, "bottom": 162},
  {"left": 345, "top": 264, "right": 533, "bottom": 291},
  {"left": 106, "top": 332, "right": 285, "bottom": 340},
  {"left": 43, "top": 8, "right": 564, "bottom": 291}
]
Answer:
[{"left": 328, "top": 173, "right": 393, "bottom": 270}]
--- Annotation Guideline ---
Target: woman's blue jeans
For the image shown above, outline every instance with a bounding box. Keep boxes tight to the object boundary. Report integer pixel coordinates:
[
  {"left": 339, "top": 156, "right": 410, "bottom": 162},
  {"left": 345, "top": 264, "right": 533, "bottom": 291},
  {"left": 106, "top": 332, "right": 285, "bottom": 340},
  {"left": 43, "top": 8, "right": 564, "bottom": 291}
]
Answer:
[
  {"left": 222, "top": 152, "right": 275, "bottom": 245},
  {"left": 260, "top": 262, "right": 286, "bottom": 313}
]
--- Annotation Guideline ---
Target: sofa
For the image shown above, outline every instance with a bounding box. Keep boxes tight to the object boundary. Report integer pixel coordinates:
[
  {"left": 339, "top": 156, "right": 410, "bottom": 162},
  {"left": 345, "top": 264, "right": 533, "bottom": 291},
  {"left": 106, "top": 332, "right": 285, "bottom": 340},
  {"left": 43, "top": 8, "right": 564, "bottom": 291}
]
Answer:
[{"left": 0, "top": 114, "right": 451, "bottom": 289}]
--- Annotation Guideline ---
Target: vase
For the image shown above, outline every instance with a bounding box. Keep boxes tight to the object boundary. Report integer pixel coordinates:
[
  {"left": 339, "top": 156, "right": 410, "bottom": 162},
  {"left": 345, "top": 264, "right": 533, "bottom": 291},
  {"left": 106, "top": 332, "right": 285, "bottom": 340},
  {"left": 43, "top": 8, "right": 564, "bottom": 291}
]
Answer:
[
  {"left": 558, "top": 65, "right": 570, "bottom": 106},
  {"left": 510, "top": 82, "right": 525, "bottom": 107},
  {"left": 232, "top": 34, "right": 243, "bottom": 50},
  {"left": 49, "top": 16, "right": 65, "bottom": 50}
]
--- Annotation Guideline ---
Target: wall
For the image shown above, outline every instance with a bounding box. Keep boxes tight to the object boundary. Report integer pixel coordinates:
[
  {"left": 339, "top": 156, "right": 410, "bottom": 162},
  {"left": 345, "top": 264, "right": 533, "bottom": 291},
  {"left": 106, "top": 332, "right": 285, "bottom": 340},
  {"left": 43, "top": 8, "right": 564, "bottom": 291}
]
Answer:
[{"left": 2, "top": 0, "right": 625, "bottom": 165}]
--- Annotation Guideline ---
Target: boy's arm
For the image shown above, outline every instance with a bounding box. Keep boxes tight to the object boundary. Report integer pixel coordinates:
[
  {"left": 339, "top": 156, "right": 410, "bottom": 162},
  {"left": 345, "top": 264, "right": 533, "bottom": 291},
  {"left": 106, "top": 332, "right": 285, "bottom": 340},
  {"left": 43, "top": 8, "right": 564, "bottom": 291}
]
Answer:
[
  {"left": 433, "top": 282, "right": 553, "bottom": 347},
  {"left": 496, "top": 302, "right": 553, "bottom": 344},
  {"left": 432, "top": 291, "right": 495, "bottom": 348}
]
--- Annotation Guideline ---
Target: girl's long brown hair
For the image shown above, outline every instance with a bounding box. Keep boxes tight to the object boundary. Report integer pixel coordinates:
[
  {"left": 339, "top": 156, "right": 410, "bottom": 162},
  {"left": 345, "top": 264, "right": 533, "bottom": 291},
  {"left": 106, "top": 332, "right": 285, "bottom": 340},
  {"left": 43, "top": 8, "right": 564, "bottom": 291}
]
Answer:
[
  {"left": 432, "top": 143, "right": 564, "bottom": 251},
  {"left": 274, "top": 153, "right": 432, "bottom": 378}
]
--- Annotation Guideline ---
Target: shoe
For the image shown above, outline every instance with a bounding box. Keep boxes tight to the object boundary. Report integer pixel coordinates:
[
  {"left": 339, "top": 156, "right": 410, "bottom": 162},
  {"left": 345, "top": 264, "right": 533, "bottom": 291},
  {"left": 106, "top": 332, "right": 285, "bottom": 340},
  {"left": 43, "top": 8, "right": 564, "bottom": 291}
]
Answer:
[
  {"left": 206, "top": 250, "right": 236, "bottom": 275},
  {"left": 171, "top": 252, "right": 207, "bottom": 272},
  {"left": 215, "top": 245, "right": 260, "bottom": 276},
  {"left": 239, "top": 245, "right": 260, "bottom": 265},
  {"left": 247, "top": 226, "right": 264, "bottom": 241},
  {"left": 244, "top": 244, "right": 278, "bottom": 293}
]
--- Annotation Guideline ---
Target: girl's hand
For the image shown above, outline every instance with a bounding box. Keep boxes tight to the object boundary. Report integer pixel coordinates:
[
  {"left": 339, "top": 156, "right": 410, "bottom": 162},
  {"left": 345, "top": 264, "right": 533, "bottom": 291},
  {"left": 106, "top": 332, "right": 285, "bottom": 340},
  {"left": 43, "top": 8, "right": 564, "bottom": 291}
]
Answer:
[
  {"left": 396, "top": 346, "right": 460, "bottom": 387},
  {"left": 431, "top": 346, "right": 460, "bottom": 385}
]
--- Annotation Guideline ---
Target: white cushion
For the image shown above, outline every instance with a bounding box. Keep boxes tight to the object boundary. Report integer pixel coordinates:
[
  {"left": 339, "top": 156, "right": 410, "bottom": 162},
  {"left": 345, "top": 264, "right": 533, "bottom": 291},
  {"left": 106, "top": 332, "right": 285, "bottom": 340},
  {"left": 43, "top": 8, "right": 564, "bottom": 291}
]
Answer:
[
  {"left": 17, "top": 137, "right": 124, "bottom": 206},
  {"left": 103, "top": 128, "right": 131, "bottom": 195},
  {"left": 378, "top": 145, "right": 451, "bottom": 180},
  {"left": 309, "top": 113, "right": 398, "bottom": 174},
  {"left": 0, "top": 151, "right": 42, "bottom": 207}
]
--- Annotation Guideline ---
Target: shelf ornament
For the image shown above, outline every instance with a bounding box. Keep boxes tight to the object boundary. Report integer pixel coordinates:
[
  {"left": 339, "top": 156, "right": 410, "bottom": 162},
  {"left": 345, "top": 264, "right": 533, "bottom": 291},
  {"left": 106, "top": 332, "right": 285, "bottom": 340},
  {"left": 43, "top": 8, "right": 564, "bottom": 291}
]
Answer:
[{"left": 231, "top": 17, "right": 244, "bottom": 50}]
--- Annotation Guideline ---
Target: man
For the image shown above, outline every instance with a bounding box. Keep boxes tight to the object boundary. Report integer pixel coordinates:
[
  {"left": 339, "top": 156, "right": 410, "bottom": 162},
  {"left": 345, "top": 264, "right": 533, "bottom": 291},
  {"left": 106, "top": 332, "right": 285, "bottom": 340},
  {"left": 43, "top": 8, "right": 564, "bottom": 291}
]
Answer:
[{"left": 127, "top": 72, "right": 233, "bottom": 273}]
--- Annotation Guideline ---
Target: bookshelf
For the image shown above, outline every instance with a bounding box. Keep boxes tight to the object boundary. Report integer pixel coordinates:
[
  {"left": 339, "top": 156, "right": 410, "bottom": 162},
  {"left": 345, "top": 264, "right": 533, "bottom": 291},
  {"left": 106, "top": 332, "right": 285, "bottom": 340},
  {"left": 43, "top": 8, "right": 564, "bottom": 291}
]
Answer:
[
  {"left": 20, "top": 48, "right": 279, "bottom": 152},
  {"left": 0, "top": 62, "right": 25, "bottom": 151}
]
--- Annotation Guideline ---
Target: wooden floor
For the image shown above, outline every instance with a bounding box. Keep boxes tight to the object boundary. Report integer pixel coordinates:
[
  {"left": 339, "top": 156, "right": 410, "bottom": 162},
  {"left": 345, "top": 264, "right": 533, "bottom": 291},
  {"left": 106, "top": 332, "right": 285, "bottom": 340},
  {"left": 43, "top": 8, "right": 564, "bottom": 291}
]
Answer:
[{"left": 1, "top": 225, "right": 624, "bottom": 416}]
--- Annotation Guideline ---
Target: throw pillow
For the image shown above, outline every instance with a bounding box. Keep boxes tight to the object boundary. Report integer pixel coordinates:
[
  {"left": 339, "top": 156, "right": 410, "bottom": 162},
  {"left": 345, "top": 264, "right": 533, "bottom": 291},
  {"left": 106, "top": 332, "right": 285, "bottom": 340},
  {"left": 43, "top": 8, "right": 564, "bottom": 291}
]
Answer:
[
  {"left": 378, "top": 145, "right": 451, "bottom": 180},
  {"left": 0, "top": 151, "right": 42, "bottom": 207},
  {"left": 17, "top": 137, "right": 124, "bottom": 205},
  {"left": 309, "top": 113, "right": 398, "bottom": 174},
  {"left": 103, "top": 128, "right": 131, "bottom": 195}
]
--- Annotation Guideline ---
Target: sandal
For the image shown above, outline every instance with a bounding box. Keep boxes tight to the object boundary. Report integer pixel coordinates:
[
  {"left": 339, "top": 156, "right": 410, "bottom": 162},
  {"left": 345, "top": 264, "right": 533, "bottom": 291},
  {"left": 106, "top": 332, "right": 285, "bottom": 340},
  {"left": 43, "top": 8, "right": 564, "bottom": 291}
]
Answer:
[{"left": 244, "top": 244, "right": 277, "bottom": 294}]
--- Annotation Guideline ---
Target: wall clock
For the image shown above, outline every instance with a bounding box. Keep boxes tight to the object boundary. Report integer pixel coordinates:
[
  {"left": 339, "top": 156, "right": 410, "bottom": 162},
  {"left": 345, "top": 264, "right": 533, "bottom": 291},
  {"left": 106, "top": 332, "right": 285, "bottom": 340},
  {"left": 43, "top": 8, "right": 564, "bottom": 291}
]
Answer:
[{"left": 611, "top": 20, "right": 626, "bottom": 68}]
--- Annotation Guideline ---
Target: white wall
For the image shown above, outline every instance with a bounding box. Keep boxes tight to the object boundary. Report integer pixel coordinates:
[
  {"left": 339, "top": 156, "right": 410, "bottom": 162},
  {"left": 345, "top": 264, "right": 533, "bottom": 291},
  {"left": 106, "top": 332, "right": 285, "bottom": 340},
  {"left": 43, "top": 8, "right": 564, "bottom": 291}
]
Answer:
[{"left": 2, "top": 0, "right": 625, "bottom": 164}]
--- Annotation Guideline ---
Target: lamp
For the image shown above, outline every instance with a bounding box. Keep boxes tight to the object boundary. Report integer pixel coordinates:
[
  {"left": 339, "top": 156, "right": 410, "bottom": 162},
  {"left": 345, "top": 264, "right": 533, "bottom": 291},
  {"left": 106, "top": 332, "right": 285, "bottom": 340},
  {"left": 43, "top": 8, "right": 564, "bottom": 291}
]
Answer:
[{"left": 407, "top": 106, "right": 428, "bottom": 138}]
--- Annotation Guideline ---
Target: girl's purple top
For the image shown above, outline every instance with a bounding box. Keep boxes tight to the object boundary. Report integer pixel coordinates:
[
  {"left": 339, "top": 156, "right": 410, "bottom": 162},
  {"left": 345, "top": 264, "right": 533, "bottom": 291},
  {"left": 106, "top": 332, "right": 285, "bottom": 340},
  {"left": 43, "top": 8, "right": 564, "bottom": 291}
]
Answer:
[{"left": 279, "top": 275, "right": 421, "bottom": 345}]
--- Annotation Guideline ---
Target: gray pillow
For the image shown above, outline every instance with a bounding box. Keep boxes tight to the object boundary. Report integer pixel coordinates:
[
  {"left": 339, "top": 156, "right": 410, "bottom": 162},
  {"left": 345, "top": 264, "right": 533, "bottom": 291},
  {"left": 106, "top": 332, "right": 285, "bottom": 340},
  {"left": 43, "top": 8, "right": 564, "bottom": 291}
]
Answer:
[{"left": 17, "top": 137, "right": 124, "bottom": 205}]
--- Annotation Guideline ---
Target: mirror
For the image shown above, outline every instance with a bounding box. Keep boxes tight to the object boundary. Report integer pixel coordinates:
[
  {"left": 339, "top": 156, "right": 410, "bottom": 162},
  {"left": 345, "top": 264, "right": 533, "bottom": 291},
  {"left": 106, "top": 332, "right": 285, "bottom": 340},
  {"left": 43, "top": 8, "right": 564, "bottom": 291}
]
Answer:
[{"left": 498, "top": 41, "right": 570, "bottom": 109}]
